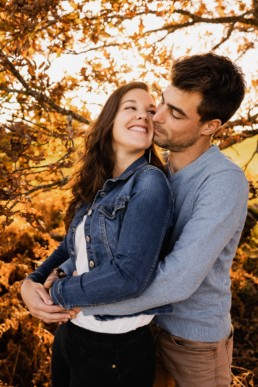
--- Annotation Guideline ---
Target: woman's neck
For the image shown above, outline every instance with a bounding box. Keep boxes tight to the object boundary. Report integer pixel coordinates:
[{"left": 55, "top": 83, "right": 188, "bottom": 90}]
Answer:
[{"left": 113, "top": 150, "right": 145, "bottom": 178}]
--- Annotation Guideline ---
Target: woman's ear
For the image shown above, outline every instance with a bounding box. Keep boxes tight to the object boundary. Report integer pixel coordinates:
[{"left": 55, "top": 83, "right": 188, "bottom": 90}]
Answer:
[{"left": 202, "top": 119, "right": 222, "bottom": 136}]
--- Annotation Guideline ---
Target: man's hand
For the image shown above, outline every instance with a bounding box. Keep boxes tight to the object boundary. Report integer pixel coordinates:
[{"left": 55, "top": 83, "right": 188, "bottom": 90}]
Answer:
[{"left": 21, "top": 279, "right": 77, "bottom": 323}]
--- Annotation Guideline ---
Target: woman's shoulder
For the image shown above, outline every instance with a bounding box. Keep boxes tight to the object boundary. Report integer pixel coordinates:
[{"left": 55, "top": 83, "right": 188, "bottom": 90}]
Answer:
[
  {"left": 137, "top": 163, "right": 168, "bottom": 178},
  {"left": 134, "top": 164, "right": 172, "bottom": 194}
]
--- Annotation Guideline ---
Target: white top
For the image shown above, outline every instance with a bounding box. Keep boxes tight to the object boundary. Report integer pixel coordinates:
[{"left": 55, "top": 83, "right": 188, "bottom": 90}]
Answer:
[{"left": 71, "top": 215, "right": 153, "bottom": 333}]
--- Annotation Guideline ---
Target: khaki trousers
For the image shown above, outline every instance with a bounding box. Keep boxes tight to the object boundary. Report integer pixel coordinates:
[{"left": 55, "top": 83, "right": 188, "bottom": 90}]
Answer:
[{"left": 152, "top": 325, "right": 233, "bottom": 387}]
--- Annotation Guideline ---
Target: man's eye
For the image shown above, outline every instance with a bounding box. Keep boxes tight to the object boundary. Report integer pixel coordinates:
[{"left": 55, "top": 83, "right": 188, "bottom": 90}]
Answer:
[{"left": 170, "top": 110, "right": 182, "bottom": 119}]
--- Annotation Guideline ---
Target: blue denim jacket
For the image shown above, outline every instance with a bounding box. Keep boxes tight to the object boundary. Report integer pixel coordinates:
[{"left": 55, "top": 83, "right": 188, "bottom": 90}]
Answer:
[{"left": 28, "top": 156, "right": 174, "bottom": 317}]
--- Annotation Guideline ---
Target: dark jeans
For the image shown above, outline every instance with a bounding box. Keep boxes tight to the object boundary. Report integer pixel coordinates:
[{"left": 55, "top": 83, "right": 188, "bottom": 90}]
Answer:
[{"left": 51, "top": 321, "right": 155, "bottom": 387}]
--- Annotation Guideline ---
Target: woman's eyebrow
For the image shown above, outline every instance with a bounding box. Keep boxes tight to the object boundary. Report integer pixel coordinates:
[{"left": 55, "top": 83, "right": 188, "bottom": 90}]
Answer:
[
  {"left": 120, "top": 99, "right": 136, "bottom": 105},
  {"left": 120, "top": 99, "right": 156, "bottom": 109}
]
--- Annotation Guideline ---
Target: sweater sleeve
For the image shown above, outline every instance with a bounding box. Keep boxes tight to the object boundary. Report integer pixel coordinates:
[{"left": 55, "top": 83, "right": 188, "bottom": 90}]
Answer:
[{"left": 79, "top": 169, "right": 249, "bottom": 316}]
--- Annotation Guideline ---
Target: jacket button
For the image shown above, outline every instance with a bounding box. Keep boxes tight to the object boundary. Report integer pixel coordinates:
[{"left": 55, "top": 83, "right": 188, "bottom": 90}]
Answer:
[
  {"left": 100, "top": 192, "right": 106, "bottom": 197},
  {"left": 89, "top": 260, "right": 95, "bottom": 268},
  {"left": 86, "top": 235, "right": 91, "bottom": 243},
  {"left": 87, "top": 208, "right": 92, "bottom": 216}
]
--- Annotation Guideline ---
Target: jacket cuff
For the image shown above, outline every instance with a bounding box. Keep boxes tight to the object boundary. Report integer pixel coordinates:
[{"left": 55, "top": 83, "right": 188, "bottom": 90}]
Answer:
[{"left": 50, "top": 278, "right": 65, "bottom": 307}]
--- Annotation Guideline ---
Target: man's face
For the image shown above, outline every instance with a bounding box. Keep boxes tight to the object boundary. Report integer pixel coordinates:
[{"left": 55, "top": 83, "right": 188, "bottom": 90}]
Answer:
[{"left": 153, "top": 85, "right": 206, "bottom": 152}]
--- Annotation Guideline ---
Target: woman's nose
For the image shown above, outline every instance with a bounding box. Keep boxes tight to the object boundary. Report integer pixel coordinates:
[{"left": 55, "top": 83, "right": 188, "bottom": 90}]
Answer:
[{"left": 136, "top": 110, "right": 147, "bottom": 120}]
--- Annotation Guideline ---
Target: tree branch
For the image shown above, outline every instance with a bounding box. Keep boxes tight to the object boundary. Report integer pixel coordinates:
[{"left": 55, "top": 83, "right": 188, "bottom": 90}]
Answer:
[
  {"left": 243, "top": 139, "right": 258, "bottom": 170},
  {"left": 0, "top": 50, "right": 90, "bottom": 125},
  {"left": 144, "top": 9, "right": 256, "bottom": 36},
  {"left": 175, "top": 9, "right": 256, "bottom": 27},
  {"left": 16, "top": 178, "right": 69, "bottom": 198},
  {"left": 212, "top": 23, "right": 235, "bottom": 50}
]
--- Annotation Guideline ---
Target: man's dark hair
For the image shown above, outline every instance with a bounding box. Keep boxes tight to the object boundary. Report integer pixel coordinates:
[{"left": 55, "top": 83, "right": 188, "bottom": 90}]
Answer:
[{"left": 171, "top": 52, "right": 246, "bottom": 124}]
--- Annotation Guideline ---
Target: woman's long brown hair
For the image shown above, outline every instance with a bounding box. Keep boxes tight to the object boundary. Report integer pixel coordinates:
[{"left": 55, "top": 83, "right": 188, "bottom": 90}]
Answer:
[{"left": 64, "top": 82, "right": 165, "bottom": 230}]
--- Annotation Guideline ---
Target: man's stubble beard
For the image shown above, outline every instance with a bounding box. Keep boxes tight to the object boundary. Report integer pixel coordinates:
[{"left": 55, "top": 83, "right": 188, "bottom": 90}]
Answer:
[{"left": 153, "top": 132, "right": 199, "bottom": 153}]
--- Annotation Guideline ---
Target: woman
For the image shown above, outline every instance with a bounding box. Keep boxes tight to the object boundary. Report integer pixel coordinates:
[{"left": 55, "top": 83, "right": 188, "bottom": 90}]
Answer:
[{"left": 21, "top": 82, "right": 174, "bottom": 387}]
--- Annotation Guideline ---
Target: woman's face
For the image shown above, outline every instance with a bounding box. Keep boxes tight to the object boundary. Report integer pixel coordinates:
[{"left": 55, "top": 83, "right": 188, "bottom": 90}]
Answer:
[{"left": 112, "top": 88, "right": 156, "bottom": 155}]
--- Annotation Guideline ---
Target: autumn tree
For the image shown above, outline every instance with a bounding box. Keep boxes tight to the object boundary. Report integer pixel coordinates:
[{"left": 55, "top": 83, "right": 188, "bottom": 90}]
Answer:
[
  {"left": 0, "top": 1, "right": 258, "bottom": 386},
  {"left": 0, "top": 0, "right": 257, "bottom": 230}
]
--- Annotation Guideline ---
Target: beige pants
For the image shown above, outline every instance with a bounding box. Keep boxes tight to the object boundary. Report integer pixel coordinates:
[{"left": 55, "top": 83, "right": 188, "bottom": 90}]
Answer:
[{"left": 152, "top": 325, "right": 233, "bottom": 387}]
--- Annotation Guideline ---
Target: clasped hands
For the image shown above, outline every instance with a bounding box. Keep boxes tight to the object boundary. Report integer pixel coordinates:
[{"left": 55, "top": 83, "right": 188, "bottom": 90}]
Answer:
[{"left": 20, "top": 270, "right": 80, "bottom": 324}]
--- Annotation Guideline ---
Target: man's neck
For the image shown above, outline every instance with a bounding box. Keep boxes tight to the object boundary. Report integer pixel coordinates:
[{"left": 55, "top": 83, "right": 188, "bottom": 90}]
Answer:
[{"left": 169, "top": 143, "right": 211, "bottom": 173}]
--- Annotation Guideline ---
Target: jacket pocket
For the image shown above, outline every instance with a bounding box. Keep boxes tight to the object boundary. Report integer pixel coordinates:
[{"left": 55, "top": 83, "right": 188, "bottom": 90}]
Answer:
[
  {"left": 98, "top": 196, "right": 129, "bottom": 219},
  {"left": 98, "top": 197, "right": 129, "bottom": 259}
]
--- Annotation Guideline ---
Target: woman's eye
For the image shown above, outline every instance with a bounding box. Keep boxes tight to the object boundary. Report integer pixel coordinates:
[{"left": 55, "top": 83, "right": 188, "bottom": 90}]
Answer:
[
  {"left": 125, "top": 106, "right": 136, "bottom": 110},
  {"left": 148, "top": 110, "right": 156, "bottom": 116}
]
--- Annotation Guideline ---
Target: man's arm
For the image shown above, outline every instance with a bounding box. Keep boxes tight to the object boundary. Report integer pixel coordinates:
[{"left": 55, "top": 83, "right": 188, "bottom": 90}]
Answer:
[{"left": 80, "top": 170, "right": 249, "bottom": 316}]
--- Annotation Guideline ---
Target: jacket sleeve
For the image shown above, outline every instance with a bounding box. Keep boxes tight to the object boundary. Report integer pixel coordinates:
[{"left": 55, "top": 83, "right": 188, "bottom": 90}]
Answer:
[
  {"left": 50, "top": 169, "right": 174, "bottom": 308},
  {"left": 27, "top": 238, "right": 70, "bottom": 284},
  {"left": 76, "top": 169, "right": 248, "bottom": 316},
  {"left": 60, "top": 258, "right": 75, "bottom": 274}
]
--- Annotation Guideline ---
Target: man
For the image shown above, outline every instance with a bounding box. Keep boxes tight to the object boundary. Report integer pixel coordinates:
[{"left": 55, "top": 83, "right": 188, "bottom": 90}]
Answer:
[{"left": 21, "top": 53, "right": 249, "bottom": 386}]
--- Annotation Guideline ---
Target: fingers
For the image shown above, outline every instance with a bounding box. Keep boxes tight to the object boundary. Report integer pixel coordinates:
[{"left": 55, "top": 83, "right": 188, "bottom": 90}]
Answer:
[
  {"left": 44, "top": 273, "right": 58, "bottom": 290},
  {"left": 36, "top": 286, "right": 53, "bottom": 305},
  {"left": 21, "top": 278, "right": 81, "bottom": 323},
  {"left": 30, "top": 304, "right": 72, "bottom": 322},
  {"left": 21, "top": 279, "right": 72, "bottom": 323},
  {"left": 72, "top": 307, "right": 81, "bottom": 314}
]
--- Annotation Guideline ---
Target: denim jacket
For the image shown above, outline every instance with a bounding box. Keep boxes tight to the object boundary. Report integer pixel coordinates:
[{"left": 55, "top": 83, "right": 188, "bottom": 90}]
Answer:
[{"left": 28, "top": 156, "right": 174, "bottom": 317}]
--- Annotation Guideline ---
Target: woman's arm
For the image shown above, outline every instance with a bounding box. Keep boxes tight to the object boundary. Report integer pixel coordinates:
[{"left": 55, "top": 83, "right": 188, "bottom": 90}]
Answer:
[
  {"left": 50, "top": 169, "right": 174, "bottom": 309},
  {"left": 21, "top": 233, "right": 73, "bottom": 322},
  {"left": 26, "top": 239, "right": 70, "bottom": 284}
]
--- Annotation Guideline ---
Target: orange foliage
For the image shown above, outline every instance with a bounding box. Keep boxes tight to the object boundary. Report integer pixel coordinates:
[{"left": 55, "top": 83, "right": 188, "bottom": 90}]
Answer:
[
  {"left": 0, "top": 0, "right": 257, "bottom": 385},
  {"left": 0, "top": 192, "right": 257, "bottom": 386}
]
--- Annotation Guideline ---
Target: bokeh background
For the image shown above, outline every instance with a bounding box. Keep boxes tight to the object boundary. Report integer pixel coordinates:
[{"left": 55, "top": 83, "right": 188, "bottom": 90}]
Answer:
[{"left": 0, "top": 1, "right": 257, "bottom": 386}]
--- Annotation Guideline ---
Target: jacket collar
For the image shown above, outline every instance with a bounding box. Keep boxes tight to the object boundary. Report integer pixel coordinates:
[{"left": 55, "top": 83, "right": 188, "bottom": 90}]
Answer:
[{"left": 109, "top": 156, "right": 148, "bottom": 183}]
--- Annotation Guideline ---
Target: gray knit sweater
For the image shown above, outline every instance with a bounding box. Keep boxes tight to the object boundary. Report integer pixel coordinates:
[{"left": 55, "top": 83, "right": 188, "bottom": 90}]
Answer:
[{"left": 82, "top": 146, "right": 249, "bottom": 342}]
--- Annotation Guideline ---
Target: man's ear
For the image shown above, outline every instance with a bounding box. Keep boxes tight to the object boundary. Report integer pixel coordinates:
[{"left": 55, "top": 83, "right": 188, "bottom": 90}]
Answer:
[{"left": 202, "top": 119, "right": 222, "bottom": 136}]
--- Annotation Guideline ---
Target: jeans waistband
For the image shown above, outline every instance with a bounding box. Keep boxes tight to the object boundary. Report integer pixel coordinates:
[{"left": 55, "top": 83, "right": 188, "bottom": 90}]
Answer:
[{"left": 68, "top": 320, "right": 149, "bottom": 344}]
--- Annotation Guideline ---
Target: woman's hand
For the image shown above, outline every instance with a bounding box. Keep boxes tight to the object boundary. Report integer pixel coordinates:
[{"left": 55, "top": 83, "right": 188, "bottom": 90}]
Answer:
[{"left": 21, "top": 279, "right": 76, "bottom": 323}]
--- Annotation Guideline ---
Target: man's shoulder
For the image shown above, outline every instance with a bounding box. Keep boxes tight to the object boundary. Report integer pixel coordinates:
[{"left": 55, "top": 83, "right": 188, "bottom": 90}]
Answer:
[
  {"left": 179, "top": 146, "right": 248, "bottom": 194},
  {"left": 202, "top": 145, "right": 245, "bottom": 175}
]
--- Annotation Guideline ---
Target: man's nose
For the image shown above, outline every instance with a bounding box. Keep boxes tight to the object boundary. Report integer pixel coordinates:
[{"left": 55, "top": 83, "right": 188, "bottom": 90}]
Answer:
[{"left": 153, "top": 104, "right": 165, "bottom": 123}]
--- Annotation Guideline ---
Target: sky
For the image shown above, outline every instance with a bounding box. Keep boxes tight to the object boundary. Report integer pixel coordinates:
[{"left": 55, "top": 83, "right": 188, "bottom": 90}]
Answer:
[
  {"left": 1, "top": 0, "right": 257, "bottom": 126},
  {"left": 43, "top": 2, "right": 258, "bottom": 121}
]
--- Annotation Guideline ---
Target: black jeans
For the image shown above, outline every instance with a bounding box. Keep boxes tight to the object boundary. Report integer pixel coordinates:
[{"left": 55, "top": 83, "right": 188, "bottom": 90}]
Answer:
[{"left": 51, "top": 321, "right": 155, "bottom": 387}]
